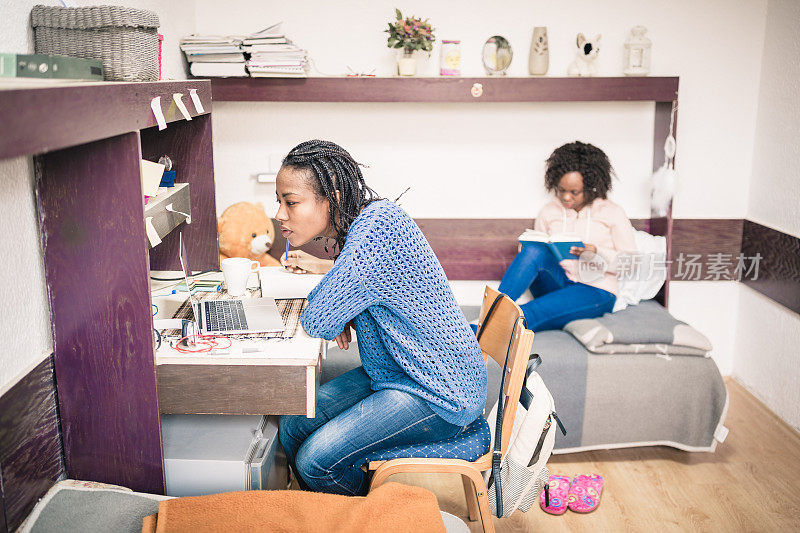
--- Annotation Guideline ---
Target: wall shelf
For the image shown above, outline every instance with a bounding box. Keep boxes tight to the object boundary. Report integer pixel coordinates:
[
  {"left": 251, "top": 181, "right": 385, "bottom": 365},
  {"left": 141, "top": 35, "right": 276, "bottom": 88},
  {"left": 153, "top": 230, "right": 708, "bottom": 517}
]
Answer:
[{"left": 208, "top": 76, "right": 679, "bottom": 103}]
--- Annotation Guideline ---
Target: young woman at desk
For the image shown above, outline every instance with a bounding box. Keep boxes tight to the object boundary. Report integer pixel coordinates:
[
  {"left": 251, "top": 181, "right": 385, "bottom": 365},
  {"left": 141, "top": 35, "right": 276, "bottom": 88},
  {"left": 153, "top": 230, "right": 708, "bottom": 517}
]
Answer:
[
  {"left": 276, "top": 140, "right": 486, "bottom": 496},
  {"left": 498, "top": 141, "right": 637, "bottom": 332}
]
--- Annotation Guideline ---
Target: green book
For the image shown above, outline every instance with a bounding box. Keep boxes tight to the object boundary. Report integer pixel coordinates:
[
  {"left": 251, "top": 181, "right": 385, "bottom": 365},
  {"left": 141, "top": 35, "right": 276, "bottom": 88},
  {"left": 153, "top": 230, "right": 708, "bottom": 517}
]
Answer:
[{"left": 0, "top": 53, "right": 103, "bottom": 80}]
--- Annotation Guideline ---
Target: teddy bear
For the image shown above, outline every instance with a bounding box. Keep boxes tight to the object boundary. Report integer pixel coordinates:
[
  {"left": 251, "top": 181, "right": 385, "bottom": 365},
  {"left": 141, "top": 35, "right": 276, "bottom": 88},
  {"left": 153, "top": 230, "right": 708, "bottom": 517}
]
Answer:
[
  {"left": 218, "top": 201, "right": 282, "bottom": 267},
  {"left": 567, "top": 33, "right": 601, "bottom": 76}
]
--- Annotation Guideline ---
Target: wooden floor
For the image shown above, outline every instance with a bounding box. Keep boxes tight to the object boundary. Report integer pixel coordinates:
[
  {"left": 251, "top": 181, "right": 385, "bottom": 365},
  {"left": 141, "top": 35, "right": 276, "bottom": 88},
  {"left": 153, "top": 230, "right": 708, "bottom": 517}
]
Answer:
[{"left": 389, "top": 379, "right": 800, "bottom": 532}]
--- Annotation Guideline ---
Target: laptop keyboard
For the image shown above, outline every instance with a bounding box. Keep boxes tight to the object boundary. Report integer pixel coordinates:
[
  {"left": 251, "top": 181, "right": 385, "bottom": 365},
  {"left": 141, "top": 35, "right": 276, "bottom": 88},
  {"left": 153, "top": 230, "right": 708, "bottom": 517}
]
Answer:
[{"left": 204, "top": 300, "right": 248, "bottom": 332}]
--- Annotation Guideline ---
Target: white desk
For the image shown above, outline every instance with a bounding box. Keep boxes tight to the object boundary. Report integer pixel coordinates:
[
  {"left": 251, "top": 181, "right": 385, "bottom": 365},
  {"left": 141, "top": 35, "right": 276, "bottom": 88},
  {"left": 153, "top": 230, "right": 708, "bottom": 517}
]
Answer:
[{"left": 151, "top": 271, "right": 325, "bottom": 417}]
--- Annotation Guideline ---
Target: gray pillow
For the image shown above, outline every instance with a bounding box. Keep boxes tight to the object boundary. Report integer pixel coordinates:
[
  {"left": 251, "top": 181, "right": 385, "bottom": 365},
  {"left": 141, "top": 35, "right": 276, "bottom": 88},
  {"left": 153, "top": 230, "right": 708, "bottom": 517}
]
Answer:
[{"left": 564, "top": 300, "right": 712, "bottom": 356}]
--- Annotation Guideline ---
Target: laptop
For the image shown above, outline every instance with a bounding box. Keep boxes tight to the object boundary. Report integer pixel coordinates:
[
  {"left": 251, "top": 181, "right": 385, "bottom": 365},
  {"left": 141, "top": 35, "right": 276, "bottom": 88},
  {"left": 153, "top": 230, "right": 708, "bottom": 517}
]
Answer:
[{"left": 179, "top": 233, "right": 285, "bottom": 335}]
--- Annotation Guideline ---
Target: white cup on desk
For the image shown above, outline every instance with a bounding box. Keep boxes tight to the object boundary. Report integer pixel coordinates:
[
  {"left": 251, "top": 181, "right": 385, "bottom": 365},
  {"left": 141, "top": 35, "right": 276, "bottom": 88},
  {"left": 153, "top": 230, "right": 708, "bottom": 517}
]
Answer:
[{"left": 221, "top": 258, "right": 260, "bottom": 297}]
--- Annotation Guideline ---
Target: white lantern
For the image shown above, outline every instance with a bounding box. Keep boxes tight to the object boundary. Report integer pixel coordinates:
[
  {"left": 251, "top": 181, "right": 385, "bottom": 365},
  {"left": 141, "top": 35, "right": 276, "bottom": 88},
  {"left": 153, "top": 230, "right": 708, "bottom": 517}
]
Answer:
[{"left": 624, "top": 26, "right": 651, "bottom": 76}]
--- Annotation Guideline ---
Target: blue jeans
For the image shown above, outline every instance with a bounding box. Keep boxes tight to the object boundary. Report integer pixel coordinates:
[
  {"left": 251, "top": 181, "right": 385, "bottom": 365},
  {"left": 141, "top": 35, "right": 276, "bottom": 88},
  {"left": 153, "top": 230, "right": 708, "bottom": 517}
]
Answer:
[
  {"left": 278, "top": 366, "right": 463, "bottom": 496},
  {"left": 497, "top": 244, "right": 616, "bottom": 332}
]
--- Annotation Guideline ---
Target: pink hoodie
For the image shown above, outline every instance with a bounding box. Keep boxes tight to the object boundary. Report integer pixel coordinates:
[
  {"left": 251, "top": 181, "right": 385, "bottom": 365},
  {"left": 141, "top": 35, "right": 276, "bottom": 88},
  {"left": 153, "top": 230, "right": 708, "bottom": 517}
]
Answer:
[{"left": 534, "top": 197, "right": 636, "bottom": 295}]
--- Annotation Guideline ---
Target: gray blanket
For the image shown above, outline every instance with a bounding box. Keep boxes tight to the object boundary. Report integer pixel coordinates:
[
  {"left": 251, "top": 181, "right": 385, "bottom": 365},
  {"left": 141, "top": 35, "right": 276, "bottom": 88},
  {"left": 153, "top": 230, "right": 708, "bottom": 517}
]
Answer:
[
  {"left": 534, "top": 330, "right": 727, "bottom": 452},
  {"left": 563, "top": 300, "right": 713, "bottom": 356}
]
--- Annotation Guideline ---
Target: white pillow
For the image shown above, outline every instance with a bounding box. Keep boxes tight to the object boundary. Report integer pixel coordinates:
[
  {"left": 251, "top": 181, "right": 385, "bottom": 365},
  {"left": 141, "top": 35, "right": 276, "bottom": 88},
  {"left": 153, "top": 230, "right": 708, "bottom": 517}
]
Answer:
[{"left": 613, "top": 230, "right": 667, "bottom": 312}]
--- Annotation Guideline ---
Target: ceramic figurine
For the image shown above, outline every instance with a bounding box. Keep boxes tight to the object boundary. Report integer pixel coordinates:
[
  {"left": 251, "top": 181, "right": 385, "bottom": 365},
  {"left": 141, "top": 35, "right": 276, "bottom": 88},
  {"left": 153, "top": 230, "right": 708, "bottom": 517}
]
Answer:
[
  {"left": 528, "top": 27, "right": 549, "bottom": 75},
  {"left": 567, "top": 33, "right": 601, "bottom": 76}
]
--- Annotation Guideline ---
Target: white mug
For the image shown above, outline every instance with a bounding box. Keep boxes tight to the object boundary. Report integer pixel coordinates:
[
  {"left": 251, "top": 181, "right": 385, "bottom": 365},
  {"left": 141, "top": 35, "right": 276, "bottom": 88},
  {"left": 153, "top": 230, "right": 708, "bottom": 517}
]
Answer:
[{"left": 221, "top": 258, "right": 260, "bottom": 297}]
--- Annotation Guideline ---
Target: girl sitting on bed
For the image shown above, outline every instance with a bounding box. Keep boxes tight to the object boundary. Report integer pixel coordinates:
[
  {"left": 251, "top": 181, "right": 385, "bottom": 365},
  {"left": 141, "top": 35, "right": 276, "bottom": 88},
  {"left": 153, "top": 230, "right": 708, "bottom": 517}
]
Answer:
[
  {"left": 275, "top": 140, "right": 486, "bottom": 496},
  {"left": 498, "top": 140, "right": 636, "bottom": 332}
]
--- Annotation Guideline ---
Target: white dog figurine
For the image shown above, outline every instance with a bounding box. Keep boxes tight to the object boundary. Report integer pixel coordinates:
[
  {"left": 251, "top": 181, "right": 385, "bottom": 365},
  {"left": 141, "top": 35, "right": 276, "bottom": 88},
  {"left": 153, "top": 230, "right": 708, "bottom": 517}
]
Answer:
[{"left": 567, "top": 33, "right": 601, "bottom": 76}]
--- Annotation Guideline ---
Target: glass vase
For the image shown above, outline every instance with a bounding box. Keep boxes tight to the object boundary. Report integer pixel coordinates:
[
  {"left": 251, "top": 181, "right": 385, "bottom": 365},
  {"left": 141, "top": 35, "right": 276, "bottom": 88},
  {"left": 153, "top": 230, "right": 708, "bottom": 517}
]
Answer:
[{"left": 397, "top": 50, "right": 417, "bottom": 76}]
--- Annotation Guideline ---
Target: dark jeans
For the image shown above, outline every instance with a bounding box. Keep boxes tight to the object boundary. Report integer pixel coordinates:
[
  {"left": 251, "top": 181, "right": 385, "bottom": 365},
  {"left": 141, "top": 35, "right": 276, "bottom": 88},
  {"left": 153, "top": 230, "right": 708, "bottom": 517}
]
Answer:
[
  {"left": 497, "top": 244, "right": 616, "bottom": 332},
  {"left": 278, "top": 366, "right": 463, "bottom": 496}
]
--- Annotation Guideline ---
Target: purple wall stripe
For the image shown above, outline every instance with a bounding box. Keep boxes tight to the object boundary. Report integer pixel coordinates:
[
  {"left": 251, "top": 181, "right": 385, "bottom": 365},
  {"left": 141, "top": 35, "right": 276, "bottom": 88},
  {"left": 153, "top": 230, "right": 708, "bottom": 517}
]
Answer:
[
  {"left": 742, "top": 220, "right": 800, "bottom": 314},
  {"left": 0, "top": 356, "right": 62, "bottom": 531}
]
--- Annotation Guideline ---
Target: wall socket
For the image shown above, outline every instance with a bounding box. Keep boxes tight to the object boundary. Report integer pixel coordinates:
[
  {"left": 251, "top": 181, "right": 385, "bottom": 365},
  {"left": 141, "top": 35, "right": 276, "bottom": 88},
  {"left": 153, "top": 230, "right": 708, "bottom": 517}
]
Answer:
[{"left": 254, "top": 153, "right": 283, "bottom": 183}]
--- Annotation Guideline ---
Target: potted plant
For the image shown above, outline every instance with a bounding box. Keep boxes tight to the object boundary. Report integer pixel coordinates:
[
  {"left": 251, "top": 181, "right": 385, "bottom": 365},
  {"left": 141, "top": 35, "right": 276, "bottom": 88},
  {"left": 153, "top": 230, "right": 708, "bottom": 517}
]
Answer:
[{"left": 385, "top": 9, "right": 435, "bottom": 76}]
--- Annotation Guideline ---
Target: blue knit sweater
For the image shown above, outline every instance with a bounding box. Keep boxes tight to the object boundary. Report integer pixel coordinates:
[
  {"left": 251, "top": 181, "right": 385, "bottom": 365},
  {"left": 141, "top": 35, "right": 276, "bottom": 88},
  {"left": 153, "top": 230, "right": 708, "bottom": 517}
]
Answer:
[{"left": 301, "top": 200, "right": 487, "bottom": 427}]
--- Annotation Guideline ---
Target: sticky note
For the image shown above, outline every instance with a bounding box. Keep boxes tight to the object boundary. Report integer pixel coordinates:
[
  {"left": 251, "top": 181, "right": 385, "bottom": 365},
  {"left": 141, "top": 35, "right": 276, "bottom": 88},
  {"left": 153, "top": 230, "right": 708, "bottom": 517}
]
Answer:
[
  {"left": 140, "top": 159, "right": 165, "bottom": 197},
  {"left": 166, "top": 203, "right": 192, "bottom": 225},
  {"left": 145, "top": 217, "right": 162, "bottom": 247},
  {"left": 173, "top": 93, "right": 192, "bottom": 121},
  {"left": 150, "top": 96, "right": 166, "bottom": 130},
  {"left": 189, "top": 88, "right": 205, "bottom": 113}
]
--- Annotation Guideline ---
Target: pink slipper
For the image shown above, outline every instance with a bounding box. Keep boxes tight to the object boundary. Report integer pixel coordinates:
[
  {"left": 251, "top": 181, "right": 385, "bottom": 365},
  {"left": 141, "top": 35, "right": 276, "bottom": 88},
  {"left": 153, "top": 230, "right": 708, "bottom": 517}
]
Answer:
[
  {"left": 540, "top": 475, "right": 571, "bottom": 515},
  {"left": 567, "top": 474, "right": 604, "bottom": 513}
]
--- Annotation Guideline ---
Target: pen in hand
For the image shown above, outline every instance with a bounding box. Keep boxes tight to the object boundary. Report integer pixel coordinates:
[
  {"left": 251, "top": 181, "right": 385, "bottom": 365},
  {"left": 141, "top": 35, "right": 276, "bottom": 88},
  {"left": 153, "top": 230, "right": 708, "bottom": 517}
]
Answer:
[{"left": 284, "top": 239, "right": 289, "bottom": 270}]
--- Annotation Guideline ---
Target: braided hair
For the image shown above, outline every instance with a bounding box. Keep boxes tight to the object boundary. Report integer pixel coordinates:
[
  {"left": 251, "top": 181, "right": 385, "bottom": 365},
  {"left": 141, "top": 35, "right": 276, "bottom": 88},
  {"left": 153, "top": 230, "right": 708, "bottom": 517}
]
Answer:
[
  {"left": 544, "top": 141, "right": 615, "bottom": 205},
  {"left": 281, "top": 140, "right": 382, "bottom": 253}
]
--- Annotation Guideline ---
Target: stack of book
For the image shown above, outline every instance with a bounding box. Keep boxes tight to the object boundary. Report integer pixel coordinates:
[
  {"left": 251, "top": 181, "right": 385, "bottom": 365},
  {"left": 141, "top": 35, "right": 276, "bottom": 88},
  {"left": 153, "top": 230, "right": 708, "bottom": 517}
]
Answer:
[
  {"left": 180, "top": 35, "right": 246, "bottom": 78},
  {"left": 243, "top": 24, "right": 309, "bottom": 78}
]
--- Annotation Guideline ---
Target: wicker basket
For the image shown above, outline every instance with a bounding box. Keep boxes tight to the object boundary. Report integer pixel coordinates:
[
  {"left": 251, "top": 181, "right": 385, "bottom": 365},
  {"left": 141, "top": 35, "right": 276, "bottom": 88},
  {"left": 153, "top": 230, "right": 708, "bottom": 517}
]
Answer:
[{"left": 31, "top": 5, "right": 160, "bottom": 81}]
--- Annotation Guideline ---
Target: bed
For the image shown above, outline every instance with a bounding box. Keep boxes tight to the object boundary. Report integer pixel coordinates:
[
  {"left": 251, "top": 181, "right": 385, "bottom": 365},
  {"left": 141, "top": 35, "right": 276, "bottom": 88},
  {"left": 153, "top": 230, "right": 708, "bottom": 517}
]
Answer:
[{"left": 461, "top": 300, "right": 728, "bottom": 453}]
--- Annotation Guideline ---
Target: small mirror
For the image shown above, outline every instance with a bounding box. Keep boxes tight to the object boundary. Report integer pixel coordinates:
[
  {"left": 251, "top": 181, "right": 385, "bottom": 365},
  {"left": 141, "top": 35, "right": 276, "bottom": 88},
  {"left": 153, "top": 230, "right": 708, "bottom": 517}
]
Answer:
[{"left": 482, "top": 36, "right": 513, "bottom": 75}]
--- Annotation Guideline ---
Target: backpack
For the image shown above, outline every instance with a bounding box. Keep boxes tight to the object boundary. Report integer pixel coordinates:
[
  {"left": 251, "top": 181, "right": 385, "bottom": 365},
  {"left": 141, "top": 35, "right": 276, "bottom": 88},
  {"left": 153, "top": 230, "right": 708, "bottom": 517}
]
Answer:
[{"left": 485, "top": 354, "right": 566, "bottom": 517}]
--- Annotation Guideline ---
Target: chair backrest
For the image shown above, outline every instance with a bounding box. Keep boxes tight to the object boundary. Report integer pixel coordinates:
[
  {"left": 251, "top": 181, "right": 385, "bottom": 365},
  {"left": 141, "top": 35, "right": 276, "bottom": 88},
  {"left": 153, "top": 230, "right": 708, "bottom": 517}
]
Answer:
[{"left": 476, "top": 286, "right": 535, "bottom": 458}]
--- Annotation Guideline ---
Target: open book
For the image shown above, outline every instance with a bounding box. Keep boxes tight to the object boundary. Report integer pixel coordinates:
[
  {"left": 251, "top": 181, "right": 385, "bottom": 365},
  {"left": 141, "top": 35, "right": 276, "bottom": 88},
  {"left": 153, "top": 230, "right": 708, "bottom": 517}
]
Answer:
[{"left": 518, "top": 230, "right": 584, "bottom": 261}]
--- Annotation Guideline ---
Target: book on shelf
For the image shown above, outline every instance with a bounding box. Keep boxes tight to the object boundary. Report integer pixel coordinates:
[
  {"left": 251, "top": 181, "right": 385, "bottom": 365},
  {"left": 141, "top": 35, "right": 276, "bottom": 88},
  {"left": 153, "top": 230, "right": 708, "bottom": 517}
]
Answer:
[
  {"left": 243, "top": 37, "right": 288, "bottom": 45},
  {"left": 180, "top": 44, "right": 243, "bottom": 54},
  {"left": 248, "top": 59, "right": 306, "bottom": 67},
  {"left": 190, "top": 62, "right": 247, "bottom": 77},
  {"left": 185, "top": 53, "right": 245, "bottom": 63},
  {"left": 518, "top": 229, "right": 584, "bottom": 261},
  {"left": 248, "top": 64, "right": 308, "bottom": 77},
  {"left": 247, "top": 22, "right": 283, "bottom": 38}
]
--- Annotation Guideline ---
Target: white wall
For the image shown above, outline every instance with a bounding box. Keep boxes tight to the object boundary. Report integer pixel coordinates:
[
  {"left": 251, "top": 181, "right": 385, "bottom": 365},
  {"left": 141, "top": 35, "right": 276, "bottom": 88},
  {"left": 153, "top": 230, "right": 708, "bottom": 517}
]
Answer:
[
  {"left": 201, "top": 1, "right": 769, "bottom": 389},
  {"left": 0, "top": 0, "right": 194, "bottom": 393},
  {"left": 734, "top": 0, "right": 800, "bottom": 432},
  {"left": 735, "top": 286, "right": 800, "bottom": 431},
  {"left": 668, "top": 281, "right": 740, "bottom": 376},
  {"left": 196, "top": 0, "right": 767, "bottom": 221},
  {"left": 745, "top": 0, "right": 800, "bottom": 238}
]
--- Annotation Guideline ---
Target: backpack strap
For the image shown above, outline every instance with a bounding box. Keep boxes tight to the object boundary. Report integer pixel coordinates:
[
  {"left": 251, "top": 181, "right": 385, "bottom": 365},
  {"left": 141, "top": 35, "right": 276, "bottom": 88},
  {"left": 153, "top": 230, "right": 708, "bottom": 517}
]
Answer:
[
  {"left": 477, "top": 294, "right": 525, "bottom": 518},
  {"left": 519, "top": 354, "right": 541, "bottom": 410}
]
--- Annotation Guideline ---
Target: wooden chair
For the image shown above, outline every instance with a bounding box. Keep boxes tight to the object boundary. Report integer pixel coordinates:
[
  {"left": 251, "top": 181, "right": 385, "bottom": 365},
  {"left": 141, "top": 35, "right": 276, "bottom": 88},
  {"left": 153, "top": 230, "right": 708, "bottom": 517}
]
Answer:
[{"left": 366, "top": 286, "right": 534, "bottom": 533}]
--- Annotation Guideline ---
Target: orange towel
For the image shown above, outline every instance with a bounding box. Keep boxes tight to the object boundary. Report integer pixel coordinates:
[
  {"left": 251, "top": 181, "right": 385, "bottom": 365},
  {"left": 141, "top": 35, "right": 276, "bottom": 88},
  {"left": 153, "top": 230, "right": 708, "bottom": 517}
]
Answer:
[{"left": 141, "top": 482, "right": 446, "bottom": 533}]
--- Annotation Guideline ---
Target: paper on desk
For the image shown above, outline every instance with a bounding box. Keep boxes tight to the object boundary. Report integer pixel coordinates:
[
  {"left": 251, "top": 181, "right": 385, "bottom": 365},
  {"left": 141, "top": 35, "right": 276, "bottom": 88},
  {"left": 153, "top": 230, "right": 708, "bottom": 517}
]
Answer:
[{"left": 259, "top": 266, "right": 324, "bottom": 299}]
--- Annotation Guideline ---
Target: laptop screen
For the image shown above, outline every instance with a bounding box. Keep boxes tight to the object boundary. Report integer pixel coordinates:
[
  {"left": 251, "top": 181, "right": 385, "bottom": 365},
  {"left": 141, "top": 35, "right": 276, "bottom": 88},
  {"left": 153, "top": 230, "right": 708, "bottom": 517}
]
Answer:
[{"left": 178, "top": 232, "right": 201, "bottom": 332}]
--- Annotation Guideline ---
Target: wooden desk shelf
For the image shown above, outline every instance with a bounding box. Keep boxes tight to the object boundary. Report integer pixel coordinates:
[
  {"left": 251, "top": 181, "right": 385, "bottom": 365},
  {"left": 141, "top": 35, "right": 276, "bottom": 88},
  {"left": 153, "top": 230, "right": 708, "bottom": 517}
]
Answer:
[
  {"left": 208, "top": 76, "right": 679, "bottom": 103},
  {"left": 144, "top": 183, "right": 191, "bottom": 248},
  {"left": 0, "top": 80, "right": 220, "bottom": 495}
]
